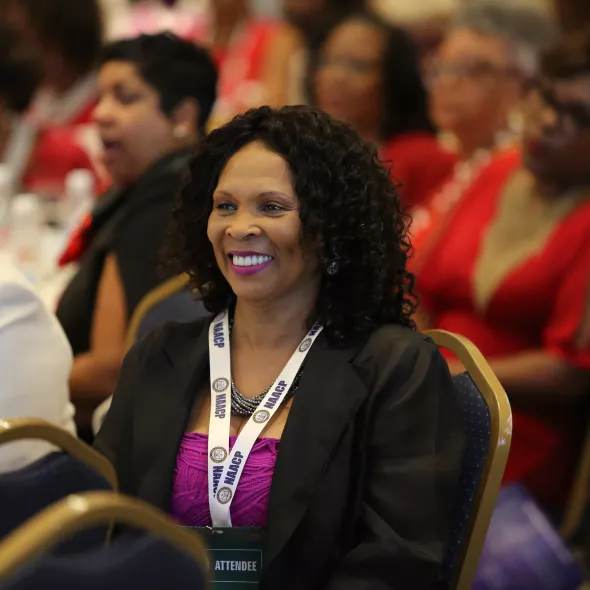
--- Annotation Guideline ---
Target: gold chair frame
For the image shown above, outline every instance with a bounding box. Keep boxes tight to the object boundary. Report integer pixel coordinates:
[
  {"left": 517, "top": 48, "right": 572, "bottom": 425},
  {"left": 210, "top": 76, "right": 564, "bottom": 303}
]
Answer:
[
  {"left": 125, "top": 273, "right": 192, "bottom": 350},
  {"left": 0, "top": 418, "right": 117, "bottom": 492},
  {"left": 0, "top": 491, "right": 210, "bottom": 583},
  {"left": 424, "top": 329, "right": 512, "bottom": 590}
]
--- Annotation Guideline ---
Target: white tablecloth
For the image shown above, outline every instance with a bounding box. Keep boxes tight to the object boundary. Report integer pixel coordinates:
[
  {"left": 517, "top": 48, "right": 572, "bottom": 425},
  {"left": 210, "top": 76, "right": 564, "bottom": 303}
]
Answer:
[{"left": 0, "top": 227, "right": 77, "bottom": 310}]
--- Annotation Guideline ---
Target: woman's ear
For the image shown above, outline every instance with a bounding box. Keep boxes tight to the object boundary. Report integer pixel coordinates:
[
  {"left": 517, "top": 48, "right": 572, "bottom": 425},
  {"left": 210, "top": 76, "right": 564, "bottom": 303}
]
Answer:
[{"left": 171, "top": 98, "right": 200, "bottom": 141}]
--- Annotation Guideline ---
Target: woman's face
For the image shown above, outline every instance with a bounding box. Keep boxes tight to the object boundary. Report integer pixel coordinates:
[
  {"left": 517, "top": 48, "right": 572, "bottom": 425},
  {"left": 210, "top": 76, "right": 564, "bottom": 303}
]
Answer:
[
  {"left": 428, "top": 28, "right": 524, "bottom": 146},
  {"left": 522, "top": 73, "right": 590, "bottom": 187},
  {"left": 207, "top": 141, "right": 320, "bottom": 306},
  {"left": 93, "top": 61, "right": 183, "bottom": 186},
  {"left": 314, "top": 19, "right": 384, "bottom": 138}
]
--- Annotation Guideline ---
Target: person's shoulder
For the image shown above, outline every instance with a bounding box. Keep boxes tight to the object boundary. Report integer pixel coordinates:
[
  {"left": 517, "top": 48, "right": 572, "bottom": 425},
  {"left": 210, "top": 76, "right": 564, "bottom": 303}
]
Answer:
[
  {"left": 382, "top": 132, "right": 457, "bottom": 164},
  {"left": 0, "top": 262, "right": 40, "bottom": 306},
  {"left": 127, "top": 317, "right": 211, "bottom": 363},
  {"left": 359, "top": 324, "right": 439, "bottom": 361},
  {"left": 353, "top": 324, "right": 441, "bottom": 380}
]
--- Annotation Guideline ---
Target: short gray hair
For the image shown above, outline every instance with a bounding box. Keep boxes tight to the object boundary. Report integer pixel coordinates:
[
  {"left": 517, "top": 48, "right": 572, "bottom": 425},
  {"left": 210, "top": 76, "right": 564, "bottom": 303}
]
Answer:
[{"left": 452, "top": 0, "right": 559, "bottom": 76}]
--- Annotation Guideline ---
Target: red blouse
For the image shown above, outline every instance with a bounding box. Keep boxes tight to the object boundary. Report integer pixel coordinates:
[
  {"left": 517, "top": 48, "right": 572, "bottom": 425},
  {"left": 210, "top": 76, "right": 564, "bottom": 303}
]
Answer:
[
  {"left": 380, "top": 132, "right": 456, "bottom": 209},
  {"left": 22, "top": 95, "right": 100, "bottom": 197},
  {"left": 414, "top": 149, "right": 590, "bottom": 508},
  {"left": 201, "top": 19, "right": 280, "bottom": 124}
]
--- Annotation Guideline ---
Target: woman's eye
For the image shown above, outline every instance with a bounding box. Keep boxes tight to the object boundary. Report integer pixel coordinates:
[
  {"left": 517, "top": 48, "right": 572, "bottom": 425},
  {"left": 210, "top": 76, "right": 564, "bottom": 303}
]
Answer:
[
  {"left": 116, "top": 91, "right": 140, "bottom": 105},
  {"left": 262, "top": 202, "right": 286, "bottom": 213},
  {"left": 215, "top": 202, "right": 236, "bottom": 212}
]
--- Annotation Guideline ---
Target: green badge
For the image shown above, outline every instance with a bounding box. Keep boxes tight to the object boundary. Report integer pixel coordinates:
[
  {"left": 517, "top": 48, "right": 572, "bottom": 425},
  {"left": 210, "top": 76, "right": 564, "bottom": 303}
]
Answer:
[{"left": 187, "top": 526, "right": 264, "bottom": 588}]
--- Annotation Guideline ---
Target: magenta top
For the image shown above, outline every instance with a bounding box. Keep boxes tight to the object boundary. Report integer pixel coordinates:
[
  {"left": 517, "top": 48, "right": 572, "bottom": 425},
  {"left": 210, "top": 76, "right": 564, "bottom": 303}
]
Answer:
[{"left": 170, "top": 432, "right": 279, "bottom": 527}]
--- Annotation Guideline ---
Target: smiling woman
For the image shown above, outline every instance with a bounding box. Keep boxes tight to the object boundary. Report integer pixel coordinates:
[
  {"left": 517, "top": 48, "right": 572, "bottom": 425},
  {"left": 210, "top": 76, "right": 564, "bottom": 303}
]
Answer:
[{"left": 95, "top": 105, "right": 465, "bottom": 589}]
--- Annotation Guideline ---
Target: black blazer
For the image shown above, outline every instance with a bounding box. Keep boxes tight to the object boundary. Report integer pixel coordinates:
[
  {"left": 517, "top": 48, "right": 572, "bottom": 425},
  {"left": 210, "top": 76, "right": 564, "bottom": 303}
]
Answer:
[
  {"left": 95, "top": 319, "right": 465, "bottom": 590},
  {"left": 56, "top": 149, "right": 190, "bottom": 356}
]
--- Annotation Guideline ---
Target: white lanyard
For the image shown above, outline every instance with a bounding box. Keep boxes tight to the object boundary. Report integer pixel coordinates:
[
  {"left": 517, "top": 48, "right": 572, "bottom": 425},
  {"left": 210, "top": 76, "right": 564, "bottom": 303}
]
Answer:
[{"left": 207, "top": 309, "right": 322, "bottom": 527}]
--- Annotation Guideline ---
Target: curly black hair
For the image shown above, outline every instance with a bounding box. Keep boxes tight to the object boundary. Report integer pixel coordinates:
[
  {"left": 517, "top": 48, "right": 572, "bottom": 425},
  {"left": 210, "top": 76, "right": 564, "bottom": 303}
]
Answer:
[{"left": 167, "top": 105, "right": 416, "bottom": 346}]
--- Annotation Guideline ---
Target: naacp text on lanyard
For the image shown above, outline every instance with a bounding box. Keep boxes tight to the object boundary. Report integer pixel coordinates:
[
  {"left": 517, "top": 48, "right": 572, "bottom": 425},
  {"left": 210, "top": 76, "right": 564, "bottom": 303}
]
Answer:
[{"left": 207, "top": 310, "right": 322, "bottom": 527}]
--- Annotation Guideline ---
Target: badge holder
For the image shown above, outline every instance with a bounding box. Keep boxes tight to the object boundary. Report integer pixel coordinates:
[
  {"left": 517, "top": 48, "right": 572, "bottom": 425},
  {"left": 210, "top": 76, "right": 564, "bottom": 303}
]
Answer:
[{"left": 188, "top": 526, "right": 264, "bottom": 588}]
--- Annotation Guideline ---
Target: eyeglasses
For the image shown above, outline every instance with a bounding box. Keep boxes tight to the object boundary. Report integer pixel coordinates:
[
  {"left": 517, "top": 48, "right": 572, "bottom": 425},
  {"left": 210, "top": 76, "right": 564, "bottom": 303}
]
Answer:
[
  {"left": 525, "top": 77, "right": 590, "bottom": 130},
  {"left": 316, "top": 55, "right": 382, "bottom": 75},
  {"left": 425, "top": 58, "right": 520, "bottom": 86}
]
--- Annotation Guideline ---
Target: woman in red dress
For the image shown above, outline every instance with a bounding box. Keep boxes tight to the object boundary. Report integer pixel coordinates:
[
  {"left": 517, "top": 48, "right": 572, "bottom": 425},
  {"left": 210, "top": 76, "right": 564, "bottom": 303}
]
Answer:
[
  {"left": 7, "top": 0, "right": 105, "bottom": 196},
  {"left": 197, "top": 0, "right": 304, "bottom": 127},
  {"left": 312, "top": 11, "right": 456, "bottom": 209},
  {"left": 413, "top": 28, "right": 590, "bottom": 510},
  {"left": 410, "top": 1, "right": 556, "bottom": 236},
  {"left": 312, "top": 13, "right": 456, "bottom": 207}
]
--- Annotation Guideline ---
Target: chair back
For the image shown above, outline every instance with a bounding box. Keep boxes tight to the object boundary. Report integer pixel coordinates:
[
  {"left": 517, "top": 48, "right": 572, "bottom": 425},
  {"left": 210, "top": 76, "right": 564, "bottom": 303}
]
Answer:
[
  {"left": 0, "top": 492, "right": 209, "bottom": 590},
  {"left": 93, "top": 276, "right": 209, "bottom": 435},
  {"left": 0, "top": 420, "right": 117, "bottom": 550},
  {"left": 126, "top": 274, "right": 209, "bottom": 348},
  {"left": 424, "top": 330, "right": 512, "bottom": 590}
]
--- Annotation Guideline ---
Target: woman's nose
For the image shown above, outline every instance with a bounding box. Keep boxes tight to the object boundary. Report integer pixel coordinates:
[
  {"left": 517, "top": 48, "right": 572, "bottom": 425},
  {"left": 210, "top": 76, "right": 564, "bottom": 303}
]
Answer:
[
  {"left": 226, "top": 211, "right": 262, "bottom": 240},
  {"left": 92, "top": 97, "right": 114, "bottom": 126}
]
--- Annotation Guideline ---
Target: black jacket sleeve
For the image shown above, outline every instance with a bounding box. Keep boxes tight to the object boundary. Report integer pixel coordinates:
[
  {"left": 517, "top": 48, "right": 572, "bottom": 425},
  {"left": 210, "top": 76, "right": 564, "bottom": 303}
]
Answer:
[
  {"left": 327, "top": 329, "right": 465, "bottom": 589},
  {"left": 93, "top": 327, "right": 165, "bottom": 497}
]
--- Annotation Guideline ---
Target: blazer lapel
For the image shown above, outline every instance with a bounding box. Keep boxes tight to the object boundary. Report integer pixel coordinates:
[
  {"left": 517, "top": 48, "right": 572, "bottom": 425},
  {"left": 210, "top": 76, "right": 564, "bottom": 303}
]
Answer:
[
  {"left": 133, "top": 322, "right": 210, "bottom": 511},
  {"left": 265, "top": 336, "right": 369, "bottom": 565}
]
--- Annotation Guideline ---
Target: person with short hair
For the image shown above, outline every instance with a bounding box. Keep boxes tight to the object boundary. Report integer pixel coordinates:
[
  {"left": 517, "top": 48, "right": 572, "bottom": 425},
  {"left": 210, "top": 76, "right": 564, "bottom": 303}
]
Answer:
[
  {"left": 313, "top": 11, "right": 457, "bottom": 208},
  {"left": 414, "top": 26, "right": 590, "bottom": 510},
  {"left": 95, "top": 105, "right": 465, "bottom": 588},
  {"left": 56, "top": 33, "right": 217, "bottom": 437}
]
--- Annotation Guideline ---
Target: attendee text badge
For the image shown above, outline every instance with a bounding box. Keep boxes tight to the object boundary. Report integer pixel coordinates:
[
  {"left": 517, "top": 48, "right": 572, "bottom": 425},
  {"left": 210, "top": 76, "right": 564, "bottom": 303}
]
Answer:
[{"left": 189, "top": 526, "right": 264, "bottom": 588}]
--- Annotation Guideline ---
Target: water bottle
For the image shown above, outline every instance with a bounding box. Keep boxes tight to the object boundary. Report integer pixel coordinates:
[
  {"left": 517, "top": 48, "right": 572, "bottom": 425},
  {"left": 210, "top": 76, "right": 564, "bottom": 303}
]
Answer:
[
  {"left": 10, "top": 193, "right": 43, "bottom": 283},
  {"left": 62, "top": 169, "right": 94, "bottom": 233},
  {"left": 0, "top": 164, "right": 13, "bottom": 248}
]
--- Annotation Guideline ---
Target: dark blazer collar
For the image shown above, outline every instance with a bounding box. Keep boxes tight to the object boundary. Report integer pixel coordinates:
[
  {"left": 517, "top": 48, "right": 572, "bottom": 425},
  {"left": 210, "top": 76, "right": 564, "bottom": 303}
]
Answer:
[{"left": 157, "top": 321, "right": 371, "bottom": 570}]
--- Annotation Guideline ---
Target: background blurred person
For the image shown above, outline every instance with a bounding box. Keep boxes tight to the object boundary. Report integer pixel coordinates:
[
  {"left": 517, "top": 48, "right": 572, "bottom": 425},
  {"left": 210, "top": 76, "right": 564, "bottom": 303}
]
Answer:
[
  {"left": 96, "top": 105, "right": 464, "bottom": 587},
  {"left": 198, "top": 0, "right": 303, "bottom": 126},
  {"left": 105, "top": 0, "right": 208, "bottom": 41},
  {"left": 283, "top": 0, "right": 364, "bottom": 50},
  {"left": 0, "top": 259, "right": 76, "bottom": 472},
  {"left": 313, "top": 11, "right": 456, "bottom": 208},
  {"left": 7, "top": 0, "right": 105, "bottom": 196},
  {"left": 282, "top": 0, "right": 365, "bottom": 104},
  {"left": 413, "top": 26, "right": 590, "bottom": 511},
  {"left": 55, "top": 33, "right": 217, "bottom": 438},
  {"left": 412, "top": 0, "right": 556, "bottom": 245},
  {"left": 0, "top": 25, "right": 40, "bottom": 186}
]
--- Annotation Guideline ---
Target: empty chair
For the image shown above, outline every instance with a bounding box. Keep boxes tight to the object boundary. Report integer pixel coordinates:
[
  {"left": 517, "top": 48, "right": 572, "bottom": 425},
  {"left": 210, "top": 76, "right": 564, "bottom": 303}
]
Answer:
[
  {"left": 0, "top": 419, "right": 116, "bottom": 550},
  {"left": 424, "top": 329, "right": 512, "bottom": 590},
  {"left": 0, "top": 492, "right": 209, "bottom": 590}
]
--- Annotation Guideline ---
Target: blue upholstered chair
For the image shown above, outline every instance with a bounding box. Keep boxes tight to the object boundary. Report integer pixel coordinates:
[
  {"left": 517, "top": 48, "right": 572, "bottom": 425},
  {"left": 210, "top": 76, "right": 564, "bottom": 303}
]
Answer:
[
  {"left": 425, "top": 330, "right": 512, "bottom": 590},
  {"left": 126, "top": 274, "right": 210, "bottom": 347},
  {"left": 0, "top": 419, "right": 117, "bottom": 552},
  {"left": 93, "top": 275, "right": 210, "bottom": 435},
  {"left": 0, "top": 492, "right": 209, "bottom": 590}
]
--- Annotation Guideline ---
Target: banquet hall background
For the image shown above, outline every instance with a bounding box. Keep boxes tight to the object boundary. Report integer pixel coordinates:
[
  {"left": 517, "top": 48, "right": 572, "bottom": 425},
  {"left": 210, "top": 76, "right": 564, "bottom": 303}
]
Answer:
[{"left": 1, "top": 0, "right": 590, "bottom": 588}]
